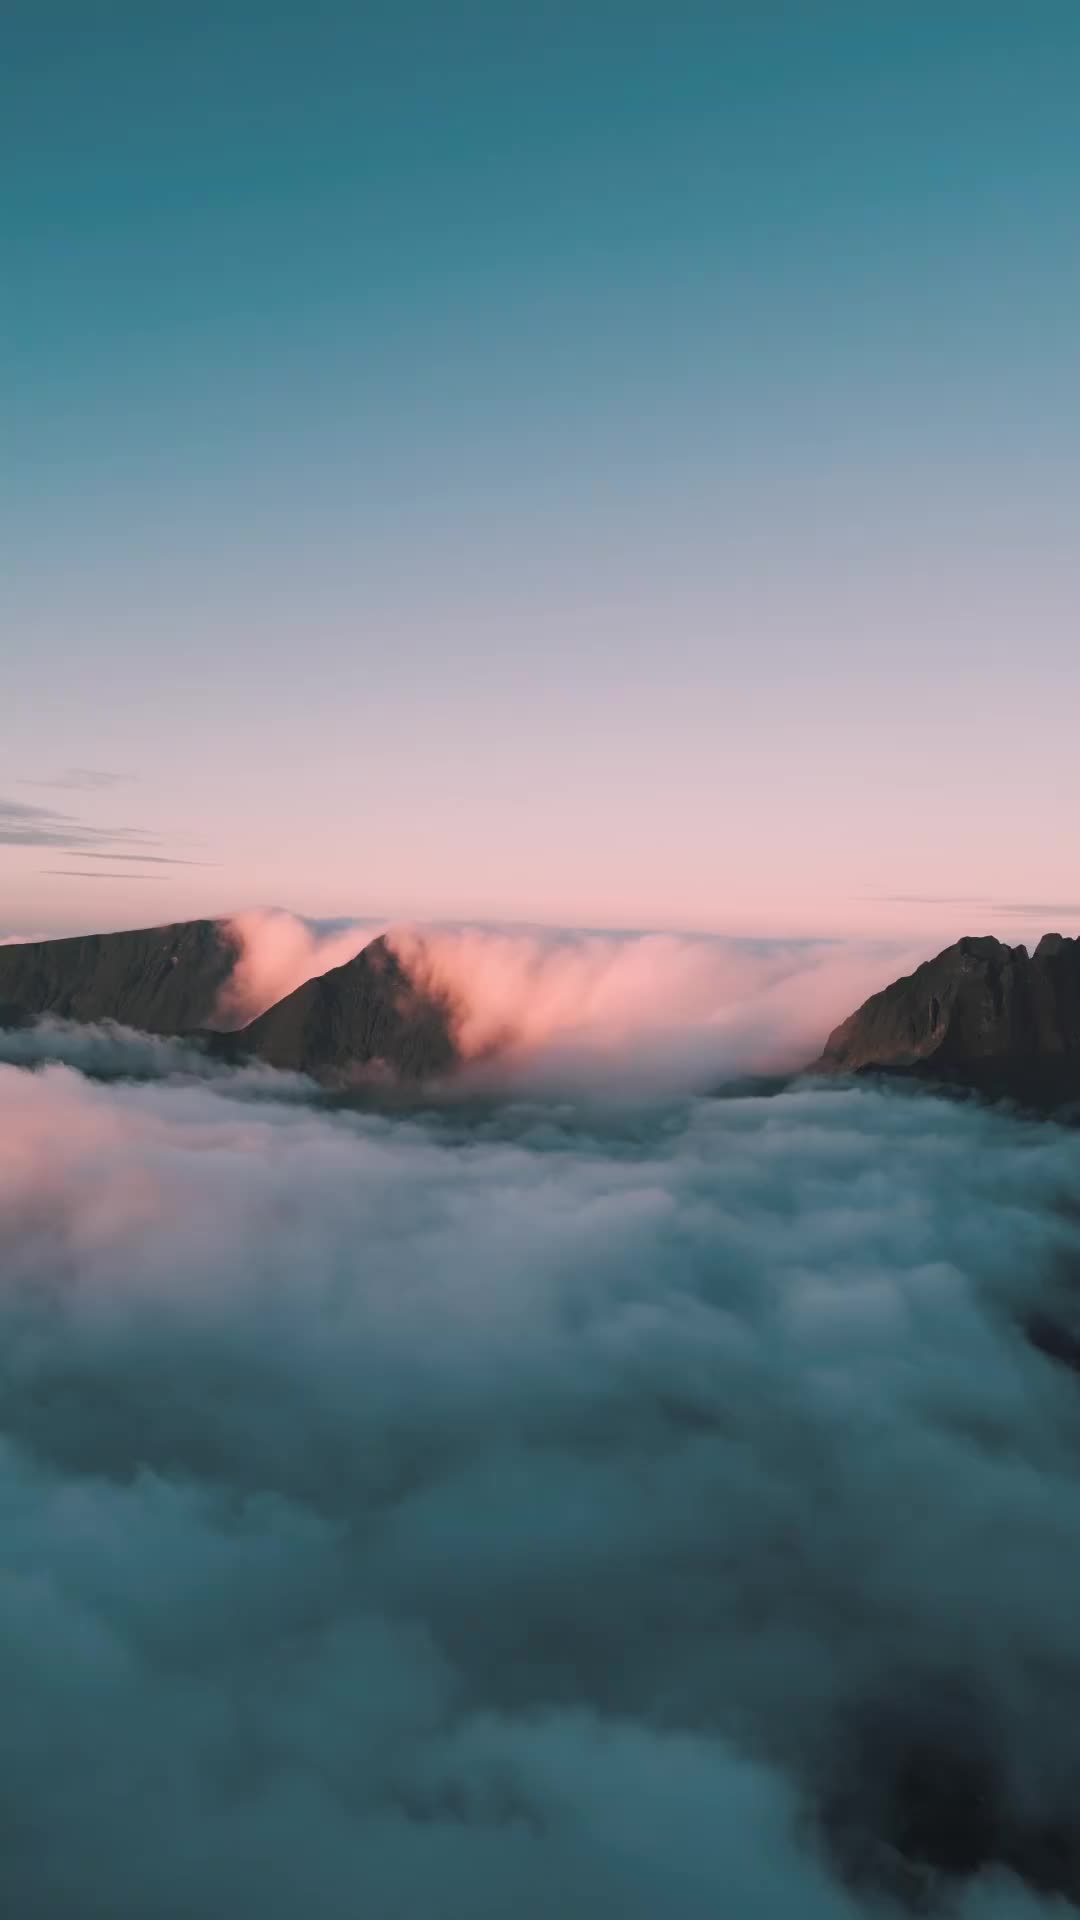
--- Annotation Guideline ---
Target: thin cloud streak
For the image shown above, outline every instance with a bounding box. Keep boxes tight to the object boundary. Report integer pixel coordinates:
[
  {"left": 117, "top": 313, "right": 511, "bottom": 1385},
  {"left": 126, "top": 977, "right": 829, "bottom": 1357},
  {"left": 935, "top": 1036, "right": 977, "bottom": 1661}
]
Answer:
[
  {"left": 865, "top": 895, "right": 1080, "bottom": 920},
  {"left": 1, "top": 796, "right": 204, "bottom": 890},
  {"left": 20, "top": 768, "right": 132, "bottom": 792},
  {"left": 40, "top": 870, "right": 168, "bottom": 882},
  {"left": 65, "top": 852, "right": 216, "bottom": 867},
  {"left": 0, "top": 795, "right": 154, "bottom": 853}
]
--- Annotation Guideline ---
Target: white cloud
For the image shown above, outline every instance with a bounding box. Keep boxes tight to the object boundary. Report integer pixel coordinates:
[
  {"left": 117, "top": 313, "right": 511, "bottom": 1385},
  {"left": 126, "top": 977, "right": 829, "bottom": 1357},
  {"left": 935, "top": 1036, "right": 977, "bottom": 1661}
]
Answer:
[{"left": 1, "top": 1056, "right": 1079, "bottom": 1914}]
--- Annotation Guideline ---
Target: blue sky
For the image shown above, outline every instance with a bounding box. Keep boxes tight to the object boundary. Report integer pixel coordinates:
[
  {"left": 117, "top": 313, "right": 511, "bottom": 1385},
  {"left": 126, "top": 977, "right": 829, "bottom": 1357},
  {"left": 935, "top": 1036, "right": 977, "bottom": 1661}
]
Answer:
[{"left": 3, "top": 1, "right": 1078, "bottom": 940}]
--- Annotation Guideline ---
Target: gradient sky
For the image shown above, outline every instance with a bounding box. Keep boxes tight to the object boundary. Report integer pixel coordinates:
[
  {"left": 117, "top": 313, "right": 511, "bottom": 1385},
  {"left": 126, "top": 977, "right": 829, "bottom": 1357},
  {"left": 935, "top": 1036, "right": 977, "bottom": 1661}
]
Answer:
[{"left": 3, "top": 1, "right": 1078, "bottom": 943}]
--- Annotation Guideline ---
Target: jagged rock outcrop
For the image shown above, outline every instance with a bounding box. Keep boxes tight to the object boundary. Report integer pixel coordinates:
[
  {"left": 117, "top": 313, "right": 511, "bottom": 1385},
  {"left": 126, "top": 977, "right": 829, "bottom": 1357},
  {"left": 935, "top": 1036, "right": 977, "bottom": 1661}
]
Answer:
[
  {"left": 232, "top": 936, "right": 457, "bottom": 1081},
  {"left": 812, "top": 933, "right": 1080, "bottom": 1107},
  {"left": 0, "top": 920, "right": 237, "bottom": 1034}
]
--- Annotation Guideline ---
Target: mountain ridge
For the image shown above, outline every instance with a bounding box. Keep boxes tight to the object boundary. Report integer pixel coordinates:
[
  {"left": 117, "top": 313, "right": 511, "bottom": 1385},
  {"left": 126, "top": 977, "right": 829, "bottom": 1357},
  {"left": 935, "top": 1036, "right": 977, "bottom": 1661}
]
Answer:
[
  {"left": 6, "top": 918, "right": 1080, "bottom": 1104},
  {"left": 232, "top": 937, "right": 458, "bottom": 1081},
  {"left": 811, "top": 932, "right": 1080, "bottom": 1108},
  {"left": 0, "top": 918, "right": 458, "bottom": 1083},
  {"left": 0, "top": 919, "right": 237, "bottom": 1035}
]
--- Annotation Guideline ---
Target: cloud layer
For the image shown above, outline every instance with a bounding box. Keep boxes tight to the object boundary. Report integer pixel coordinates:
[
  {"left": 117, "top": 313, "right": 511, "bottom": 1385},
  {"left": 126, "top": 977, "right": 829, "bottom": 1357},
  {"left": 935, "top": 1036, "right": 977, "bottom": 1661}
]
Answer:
[
  {"left": 2, "top": 1049, "right": 1080, "bottom": 1916},
  {"left": 222, "top": 912, "right": 927, "bottom": 1080},
  {"left": 390, "top": 923, "right": 928, "bottom": 1087},
  {"left": 0, "top": 1017, "right": 313, "bottom": 1097}
]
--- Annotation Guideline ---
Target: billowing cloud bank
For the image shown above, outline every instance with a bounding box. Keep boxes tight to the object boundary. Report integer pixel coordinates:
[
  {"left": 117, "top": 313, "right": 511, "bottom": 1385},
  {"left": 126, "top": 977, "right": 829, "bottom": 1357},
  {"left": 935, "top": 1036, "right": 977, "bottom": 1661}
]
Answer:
[
  {"left": 2, "top": 1050, "right": 1080, "bottom": 1917},
  {"left": 219, "top": 911, "right": 927, "bottom": 1079},
  {"left": 0, "top": 1016, "right": 316, "bottom": 1098},
  {"left": 390, "top": 926, "right": 928, "bottom": 1082},
  {"left": 0, "top": 1016, "right": 210, "bottom": 1079}
]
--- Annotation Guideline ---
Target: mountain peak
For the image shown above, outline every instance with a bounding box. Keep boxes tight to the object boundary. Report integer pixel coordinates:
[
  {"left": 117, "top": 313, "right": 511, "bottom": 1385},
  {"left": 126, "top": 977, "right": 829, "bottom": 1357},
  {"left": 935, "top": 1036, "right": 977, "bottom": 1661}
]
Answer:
[
  {"left": 227, "top": 935, "right": 458, "bottom": 1081},
  {"left": 811, "top": 932, "right": 1080, "bottom": 1107},
  {"left": 0, "top": 921, "right": 459, "bottom": 1085}
]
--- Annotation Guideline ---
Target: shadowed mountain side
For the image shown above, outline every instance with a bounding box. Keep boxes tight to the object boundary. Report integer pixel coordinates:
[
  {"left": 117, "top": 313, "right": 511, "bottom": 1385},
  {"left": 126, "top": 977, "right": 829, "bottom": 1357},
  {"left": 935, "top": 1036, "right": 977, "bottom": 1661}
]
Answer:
[
  {"left": 0, "top": 920, "right": 237, "bottom": 1033},
  {"left": 810, "top": 933, "right": 1080, "bottom": 1108},
  {"left": 231, "top": 936, "right": 458, "bottom": 1082}
]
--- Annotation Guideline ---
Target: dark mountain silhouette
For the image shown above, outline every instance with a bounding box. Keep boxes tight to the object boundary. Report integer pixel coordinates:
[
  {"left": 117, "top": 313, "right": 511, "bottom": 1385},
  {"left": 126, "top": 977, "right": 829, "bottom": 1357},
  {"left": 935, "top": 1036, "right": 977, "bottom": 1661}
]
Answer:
[
  {"left": 0, "top": 920, "right": 236, "bottom": 1034},
  {"left": 811, "top": 933, "right": 1080, "bottom": 1108},
  {"left": 0, "top": 920, "right": 458, "bottom": 1083},
  {"left": 11, "top": 918, "right": 1080, "bottom": 1101},
  {"left": 229, "top": 937, "right": 457, "bottom": 1081}
]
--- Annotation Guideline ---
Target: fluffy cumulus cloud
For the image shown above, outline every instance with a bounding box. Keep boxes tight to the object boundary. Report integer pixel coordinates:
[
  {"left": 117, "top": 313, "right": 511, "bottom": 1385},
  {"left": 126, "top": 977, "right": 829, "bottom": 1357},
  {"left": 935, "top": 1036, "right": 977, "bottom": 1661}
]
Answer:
[
  {"left": 0, "top": 1017, "right": 316, "bottom": 1097},
  {"left": 1, "top": 1050, "right": 1080, "bottom": 1917}
]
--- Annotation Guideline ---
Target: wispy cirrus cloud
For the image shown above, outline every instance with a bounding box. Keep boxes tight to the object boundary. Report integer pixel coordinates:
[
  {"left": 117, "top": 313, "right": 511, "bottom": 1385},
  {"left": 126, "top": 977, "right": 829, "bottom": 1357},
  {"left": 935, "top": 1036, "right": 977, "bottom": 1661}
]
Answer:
[
  {"left": 0, "top": 796, "right": 195, "bottom": 874},
  {"left": 63, "top": 851, "right": 214, "bottom": 868},
  {"left": 0, "top": 796, "right": 152, "bottom": 852},
  {"left": 40, "top": 869, "right": 168, "bottom": 881},
  {"left": 992, "top": 902, "right": 1080, "bottom": 919},
  {"left": 867, "top": 894, "right": 1080, "bottom": 921},
  {"left": 3, "top": 787, "right": 210, "bottom": 876},
  {"left": 19, "top": 767, "right": 132, "bottom": 793},
  {"left": 5, "top": 792, "right": 211, "bottom": 895},
  {"left": 867, "top": 894, "right": 993, "bottom": 907}
]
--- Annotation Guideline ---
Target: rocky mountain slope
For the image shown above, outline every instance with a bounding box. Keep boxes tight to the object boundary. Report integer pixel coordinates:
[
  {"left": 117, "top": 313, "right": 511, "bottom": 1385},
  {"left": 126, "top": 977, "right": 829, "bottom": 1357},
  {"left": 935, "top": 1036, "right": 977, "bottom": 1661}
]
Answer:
[
  {"left": 0, "top": 919, "right": 458, "bottom": 1083},
  {"left": 232, "top": 936, "right": 456, "bottom": 1081},
  {"left": 0, "top": 920, "right": 236, "bottom": 1034},
  {"left": 811, "top": 933, "right": 1080, "bottom": 1107}
]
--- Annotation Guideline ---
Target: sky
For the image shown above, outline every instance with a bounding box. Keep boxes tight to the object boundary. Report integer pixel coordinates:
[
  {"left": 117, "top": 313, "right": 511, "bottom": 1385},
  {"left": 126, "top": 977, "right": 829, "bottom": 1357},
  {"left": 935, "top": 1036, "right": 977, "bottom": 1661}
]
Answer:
[{"left": 3, "top": 0, "right": 1078, "bottom": 943}]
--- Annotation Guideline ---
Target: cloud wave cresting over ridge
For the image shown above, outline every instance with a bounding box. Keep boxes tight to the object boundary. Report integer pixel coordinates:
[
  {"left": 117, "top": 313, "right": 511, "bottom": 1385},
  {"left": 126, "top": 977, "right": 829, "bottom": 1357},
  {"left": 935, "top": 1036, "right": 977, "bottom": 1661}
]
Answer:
[{"left": 220, "top": 909, "right": 929, "bottom": 1083}]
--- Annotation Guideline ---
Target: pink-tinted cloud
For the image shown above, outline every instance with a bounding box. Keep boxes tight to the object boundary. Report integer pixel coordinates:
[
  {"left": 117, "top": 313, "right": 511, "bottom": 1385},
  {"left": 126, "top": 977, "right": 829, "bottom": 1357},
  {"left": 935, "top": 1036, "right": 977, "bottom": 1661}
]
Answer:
[
  {"left": 0, "top": 908, "right": 937, "bottom": 1082},
  {"left": 389, "top": 926, "right": 930, "bottom": 1085},
  {"left": 216, "top": 909, "right": 384, "bottom": 1026}
]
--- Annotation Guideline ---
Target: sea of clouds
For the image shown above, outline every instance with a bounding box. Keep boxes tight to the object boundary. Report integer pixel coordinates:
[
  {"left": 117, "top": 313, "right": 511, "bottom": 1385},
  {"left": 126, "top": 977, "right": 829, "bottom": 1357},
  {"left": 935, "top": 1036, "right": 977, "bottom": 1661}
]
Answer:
[{"left": 3, "top": 1027, "right": 1080, "bottom": 1916}]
